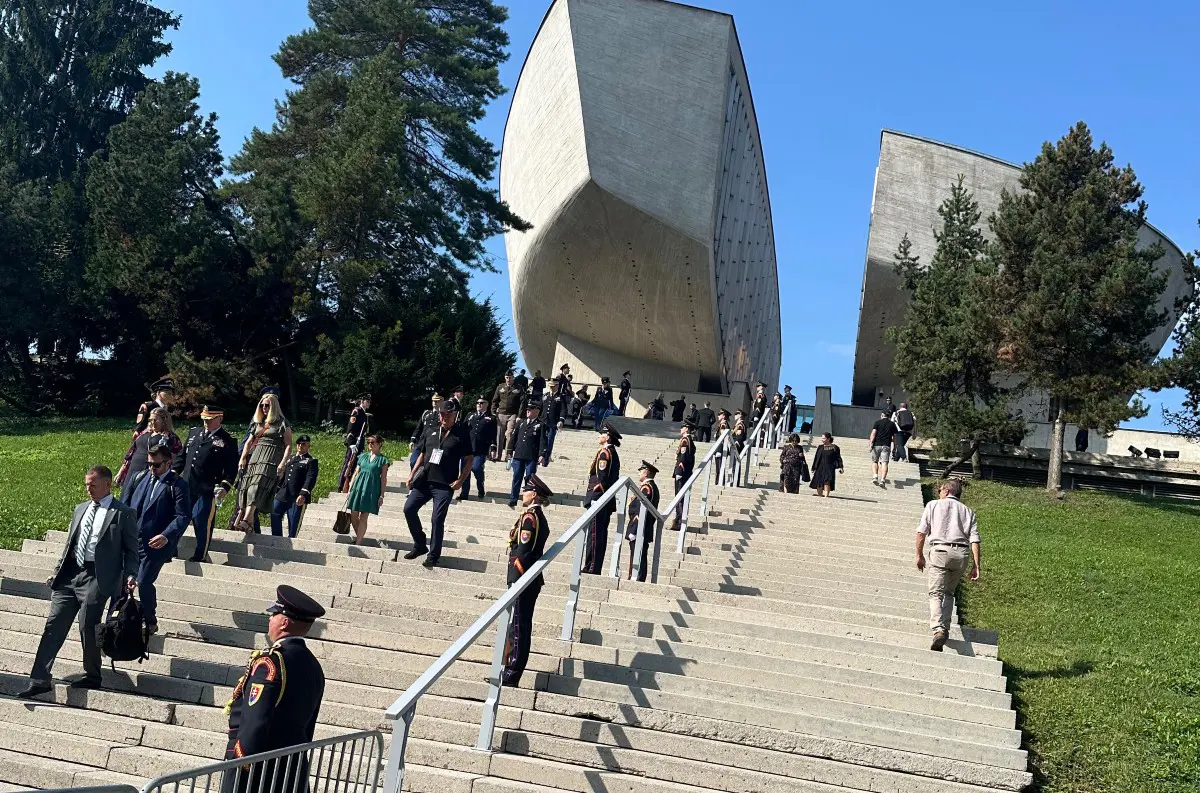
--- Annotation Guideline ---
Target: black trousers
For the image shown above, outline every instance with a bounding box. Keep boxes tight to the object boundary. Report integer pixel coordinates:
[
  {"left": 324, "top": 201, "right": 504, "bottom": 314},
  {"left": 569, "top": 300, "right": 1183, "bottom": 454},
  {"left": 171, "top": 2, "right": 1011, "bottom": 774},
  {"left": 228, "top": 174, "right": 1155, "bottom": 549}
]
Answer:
[
  {"left": 502, "top": 580, "right": 542, "bottom": 686},
  {"left": 583, "top": 507, "right": 614, "bottom": 574},
  {"left": 697, "top": 426, "right": 712, "bottom": 442},
  {"left": 30, "top": 560, "right": 106, "bottom": 684},
  {"left": 626, "top": 517, "right": 655, "bottom": 582},
  {"left": 404, "top": 482, "right": 453, "bottom": 560},
  {"left": 673, "top": 474, "right": 690, "bottom": 523}
]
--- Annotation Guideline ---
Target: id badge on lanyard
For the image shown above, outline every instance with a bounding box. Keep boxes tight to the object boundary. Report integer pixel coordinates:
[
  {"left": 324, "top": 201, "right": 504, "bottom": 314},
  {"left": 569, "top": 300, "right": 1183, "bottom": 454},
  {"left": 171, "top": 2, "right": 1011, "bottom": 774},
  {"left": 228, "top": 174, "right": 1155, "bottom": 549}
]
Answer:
[{"left": 429, "top": 449, "right": 444, "bottom": 464}]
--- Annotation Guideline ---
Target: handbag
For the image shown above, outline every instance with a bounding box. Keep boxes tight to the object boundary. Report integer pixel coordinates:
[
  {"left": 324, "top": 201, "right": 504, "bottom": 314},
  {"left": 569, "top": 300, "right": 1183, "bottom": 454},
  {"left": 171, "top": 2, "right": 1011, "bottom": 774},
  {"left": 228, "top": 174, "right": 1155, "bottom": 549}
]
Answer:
[
  {"left": 800, "top": 459, "right": 811, "bottom": 483},
  {"left": 96, "top": 593, "right": 149, "bottom": 668},
  {"left": 332, "top": 510, "right": 352, "bottom": 535}
]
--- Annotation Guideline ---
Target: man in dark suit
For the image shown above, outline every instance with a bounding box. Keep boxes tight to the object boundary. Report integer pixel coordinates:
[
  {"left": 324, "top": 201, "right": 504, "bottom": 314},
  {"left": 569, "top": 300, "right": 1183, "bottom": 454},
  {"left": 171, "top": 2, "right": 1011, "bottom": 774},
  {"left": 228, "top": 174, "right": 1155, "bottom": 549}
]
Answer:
[
  {"left": 18, "top": 465, "right": 139, "bottom": 697},
  {"left": 179, "top": 405, "right": 238, "bottom": 562},
  {"left": 126, "top": 443, "right": 191, "bottom": 634}
]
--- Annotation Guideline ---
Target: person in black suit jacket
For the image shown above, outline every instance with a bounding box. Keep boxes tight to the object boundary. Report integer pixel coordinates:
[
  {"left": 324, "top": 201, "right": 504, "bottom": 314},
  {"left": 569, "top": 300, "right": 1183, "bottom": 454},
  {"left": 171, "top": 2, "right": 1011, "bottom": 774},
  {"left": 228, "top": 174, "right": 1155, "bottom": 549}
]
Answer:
[
  {"left": 179, "top": 405, "right": 238, "bottom": 562},
  {"left": 126, "top": 443, "right": 191, "bottom": 633},
  {"left": 19, "top": 465, "right": 139, "bottom": 697},
  {"left": 271, "top": 436, "right": 319, "bottom": 538}
]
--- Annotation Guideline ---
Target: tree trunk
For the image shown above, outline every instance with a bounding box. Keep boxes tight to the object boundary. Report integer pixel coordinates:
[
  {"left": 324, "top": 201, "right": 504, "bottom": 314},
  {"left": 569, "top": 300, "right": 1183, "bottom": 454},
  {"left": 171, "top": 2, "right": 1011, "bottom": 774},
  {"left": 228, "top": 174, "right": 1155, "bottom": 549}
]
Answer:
[
  {"left": 313, "top": 398, "right": 322, "bottom": 424},
  {"left": 940, "top": 441, "right": 980, "bottom": 480},
  {"left": 1047, "top": 404, "right": 1066, "bottom": 493},
  {"left": 282, "top": 347, "right": 300, "bottom": 419},
  {"left": 971, "top": 448, "right": 983, "bottom": 479}
]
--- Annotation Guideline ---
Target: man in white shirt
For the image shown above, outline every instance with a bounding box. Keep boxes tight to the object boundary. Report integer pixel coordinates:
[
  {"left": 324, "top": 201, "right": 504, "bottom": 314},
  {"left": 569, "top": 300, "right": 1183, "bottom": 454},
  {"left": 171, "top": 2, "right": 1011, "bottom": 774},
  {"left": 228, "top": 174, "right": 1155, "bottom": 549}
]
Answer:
[
  {"left": 19, "top": 465, "right": 139, "bottom": 697},
  {"left": 915, "top": 479, "right": 981, "bottom": 652}
]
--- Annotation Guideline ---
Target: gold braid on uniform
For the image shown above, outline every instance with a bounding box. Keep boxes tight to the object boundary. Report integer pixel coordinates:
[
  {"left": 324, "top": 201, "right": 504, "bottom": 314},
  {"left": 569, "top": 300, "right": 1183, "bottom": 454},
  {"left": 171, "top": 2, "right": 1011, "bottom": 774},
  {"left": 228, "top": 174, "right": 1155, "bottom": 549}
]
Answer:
[
  {"left": 225, "top": 648, "right": 266, "bottom": 714},
  {"left": 507, "top": 514, "right": 521, "bottom": 549}
]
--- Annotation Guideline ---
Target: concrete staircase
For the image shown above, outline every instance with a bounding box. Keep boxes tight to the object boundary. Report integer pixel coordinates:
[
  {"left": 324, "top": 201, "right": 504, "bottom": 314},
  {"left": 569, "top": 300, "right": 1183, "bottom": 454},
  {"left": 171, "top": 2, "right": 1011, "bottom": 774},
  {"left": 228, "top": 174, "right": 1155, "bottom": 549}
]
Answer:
[{"left": 0, "top": 424, "right": 1031, "bottom": 792}]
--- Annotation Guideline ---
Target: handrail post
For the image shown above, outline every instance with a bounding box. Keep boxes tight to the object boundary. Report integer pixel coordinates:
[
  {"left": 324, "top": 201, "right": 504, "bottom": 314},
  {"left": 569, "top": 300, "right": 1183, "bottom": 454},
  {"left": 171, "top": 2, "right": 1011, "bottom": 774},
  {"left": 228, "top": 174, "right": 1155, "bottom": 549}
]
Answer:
[
  {"left": 560, "top": 527, "right": 586, "bottom": 641},
  {"left": 631, "top": 500, "right": 650, "bottom": 581},
  {"left": 608, "top": 482, "right": 627, "bottom": 578},
  {"left": 651, "top": 498, "right": 666, "bottom": 584},
  {"left": 679, "top": 488, "right": 692, "bottom": 537},
  {"left": 476, "top": 605, "right": 512, "bottom": 751}
]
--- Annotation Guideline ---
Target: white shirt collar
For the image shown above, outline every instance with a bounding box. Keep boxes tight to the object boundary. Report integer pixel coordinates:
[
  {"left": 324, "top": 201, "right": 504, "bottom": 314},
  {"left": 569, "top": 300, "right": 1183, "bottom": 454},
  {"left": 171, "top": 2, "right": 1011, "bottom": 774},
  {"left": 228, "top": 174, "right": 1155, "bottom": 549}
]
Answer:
[{"left": 96, "top": 494, "right": 114, "bottom": 509}]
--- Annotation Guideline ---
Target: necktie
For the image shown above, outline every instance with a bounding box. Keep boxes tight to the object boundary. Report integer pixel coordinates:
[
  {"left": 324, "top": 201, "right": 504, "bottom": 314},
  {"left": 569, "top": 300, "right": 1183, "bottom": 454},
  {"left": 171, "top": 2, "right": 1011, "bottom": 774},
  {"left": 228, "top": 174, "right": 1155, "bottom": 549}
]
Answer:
[
  {"left": 75, "top": 501, "right": 100, "bottom": 566},
  {"left": 149, "top": 476, "right": 161, "bottom": 505}
]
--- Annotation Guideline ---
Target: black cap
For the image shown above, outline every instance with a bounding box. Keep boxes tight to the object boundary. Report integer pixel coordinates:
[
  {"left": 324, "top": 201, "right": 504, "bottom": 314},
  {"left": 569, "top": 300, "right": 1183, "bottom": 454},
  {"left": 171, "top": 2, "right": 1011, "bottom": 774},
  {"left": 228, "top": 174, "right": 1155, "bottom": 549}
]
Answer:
[
  {"left": 259, "top": 385, "right": 280, "bottom": 397},
  {"left": 718, "top": 408, "right": 731, "bottom": 418},
  {"left": 638, "top": 460, "right": 658, "bottom": 476},
  {"left": 600, "top": 421, "right": 622, "bottom": 446},
  {"left": 559, "top": 363, "right": 569, "bottom": 371},
  {"left": 149, "top": 377, "right": 175, "bottom": 392},
  {"left": 601, "top": 376, "right": 611, "bottom": 384},
  {"left": 623, "top": 371, "right": 631, "bottom": 377},
  {"left": 476, "top": 394, "right": 489, "bottom": 402},
  {"left": 296, "top": 434, "right": 311, "bottom": 444},
  {"left": 784, "top": 385, "right": 792, "bottom": 390},
  {"left": 525, "top": 400, "right": 542, "bottom": 411},
  {"left": 522, "top": 473, "right": 554, "bottom": 499},
  {"left": 266, "top": 585, "right": 325, "bottom": 622},
  {"left": 439, "top": 397, "right": 461, "bottom": 413},
  {"left": 452, "top": 384, "right": 465, "bottom": 393}
]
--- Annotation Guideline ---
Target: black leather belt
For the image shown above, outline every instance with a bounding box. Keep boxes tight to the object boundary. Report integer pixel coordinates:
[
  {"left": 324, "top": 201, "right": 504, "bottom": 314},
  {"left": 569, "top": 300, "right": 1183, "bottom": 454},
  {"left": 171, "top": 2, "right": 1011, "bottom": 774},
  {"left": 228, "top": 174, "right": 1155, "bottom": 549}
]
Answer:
[{"left": 933, "top": 542, "right": 968, "bottom": 548}]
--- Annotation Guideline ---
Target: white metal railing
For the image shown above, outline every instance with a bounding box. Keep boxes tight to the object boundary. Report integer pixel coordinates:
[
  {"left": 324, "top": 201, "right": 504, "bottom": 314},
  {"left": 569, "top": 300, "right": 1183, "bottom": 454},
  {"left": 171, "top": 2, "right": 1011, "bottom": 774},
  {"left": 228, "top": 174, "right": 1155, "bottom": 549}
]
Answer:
[{"left": 381, "top": 427, "right": 732, "bottom": 793}]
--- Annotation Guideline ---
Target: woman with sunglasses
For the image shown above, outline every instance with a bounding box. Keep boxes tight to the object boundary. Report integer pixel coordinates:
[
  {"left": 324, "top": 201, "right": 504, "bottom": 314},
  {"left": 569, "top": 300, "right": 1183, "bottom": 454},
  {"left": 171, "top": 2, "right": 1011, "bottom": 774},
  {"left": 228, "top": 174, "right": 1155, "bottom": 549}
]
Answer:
[
  {"left": 234, "top": 393, "right": 293, "bottom": 532},
  {"left": 345, "top": 435, "right": 390, "bottom": 544}
]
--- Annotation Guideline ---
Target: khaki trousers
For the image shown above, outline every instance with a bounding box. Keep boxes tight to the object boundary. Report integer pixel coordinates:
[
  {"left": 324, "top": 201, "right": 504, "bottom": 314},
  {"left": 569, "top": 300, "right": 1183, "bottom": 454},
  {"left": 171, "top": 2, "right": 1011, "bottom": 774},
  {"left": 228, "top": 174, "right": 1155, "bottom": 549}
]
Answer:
[{"left": 927, "top": 544, "right": 970, "bottom": 634}]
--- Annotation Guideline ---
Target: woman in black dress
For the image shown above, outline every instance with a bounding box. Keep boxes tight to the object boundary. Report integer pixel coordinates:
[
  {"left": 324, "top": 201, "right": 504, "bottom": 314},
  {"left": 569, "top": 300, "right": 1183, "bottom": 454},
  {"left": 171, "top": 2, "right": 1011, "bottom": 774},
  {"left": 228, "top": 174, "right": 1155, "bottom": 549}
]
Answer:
[
  {"left": 778, "top": 433, "right": 807, "bottom": 494},
  {"left": 809, "top": 432, "right": 844, "bottom": 497}
]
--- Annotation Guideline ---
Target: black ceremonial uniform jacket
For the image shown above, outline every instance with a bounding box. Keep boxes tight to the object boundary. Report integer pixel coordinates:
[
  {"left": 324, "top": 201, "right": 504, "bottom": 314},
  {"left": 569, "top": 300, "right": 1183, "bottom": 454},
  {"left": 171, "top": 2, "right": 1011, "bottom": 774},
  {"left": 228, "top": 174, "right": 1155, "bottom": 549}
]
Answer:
[
  {"left": 585, "top": 444, "right": 620, "bottom": 513},
  {"left": 133, "top": 398, "right": 169, "bottom": 435},
  {"left": 732, "top": 419, "right": 748, "bottom": 452},
  {"left": 276, "top": 453, "right": 319, "bottom": 504},
  {"left": 506, "top": 416, "right": 547, "bottom": 462},
  {"left": 466, "top": 411, "right": 497, "bottom": 457},
  {"left": 225, "top": 637, "right": 325, "bottom": 761},
  {"left": 345, "top": 405, "right": 370, "bottom": 450},
  {"left": 410, "top": 409, "right": 439, "bottom": 446},
  {"left": 619, "top": 378, "right": 631, "bottom": 401},
  {"left": 180, "top": 426, "right": 239, "bottom": 494},
  {"left": 507, "top": 505, "right": 550, "bottom": 586},
  {"left": 625, "top": 478, "right": 660, "bottom": 541},
  {"left": 674, "top": 436, "right": 696, "bottom": 479},
  {"left": 752, "top": 393, "right": 768, "bottom": 420}
]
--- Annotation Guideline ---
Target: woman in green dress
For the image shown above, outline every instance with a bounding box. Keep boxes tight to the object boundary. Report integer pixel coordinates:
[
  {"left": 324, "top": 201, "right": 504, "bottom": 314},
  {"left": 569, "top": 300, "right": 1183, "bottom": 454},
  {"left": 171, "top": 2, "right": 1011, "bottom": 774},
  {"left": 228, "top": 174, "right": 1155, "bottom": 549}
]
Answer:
[
  {"left": 346, "top": 435, "right": 390, "bottom": 544},
  {"left": 235, "top": 393, "right": 293, "bottom": 532}
]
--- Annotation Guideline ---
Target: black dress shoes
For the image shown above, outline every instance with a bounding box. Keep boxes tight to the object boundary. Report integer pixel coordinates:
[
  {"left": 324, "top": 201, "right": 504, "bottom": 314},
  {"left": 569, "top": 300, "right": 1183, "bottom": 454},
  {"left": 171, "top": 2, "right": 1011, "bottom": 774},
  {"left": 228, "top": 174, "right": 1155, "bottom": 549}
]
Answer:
[
  {"left": 403, "top": 547, "right": 428, "bottom": 561},
  {"left": 422, "top": 556, "right": 439, "bottom": 569},
  {"left": 68, "top": 677, "right": 101, "bottom": 690},
  {"left": 15, "top": 683, "right": 52, "bottom": 699}
]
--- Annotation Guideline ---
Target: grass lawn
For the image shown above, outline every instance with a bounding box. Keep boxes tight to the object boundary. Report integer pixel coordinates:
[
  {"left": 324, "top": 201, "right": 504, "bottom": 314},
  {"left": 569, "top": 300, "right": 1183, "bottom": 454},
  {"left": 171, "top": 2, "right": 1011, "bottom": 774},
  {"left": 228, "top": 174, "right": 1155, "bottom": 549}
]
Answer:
[
  {"left": 0, "top": 417, "right": 408, "bottom": 550},
  {"left": 956, "top": 480, "right": 1200, "bottom": 792}
]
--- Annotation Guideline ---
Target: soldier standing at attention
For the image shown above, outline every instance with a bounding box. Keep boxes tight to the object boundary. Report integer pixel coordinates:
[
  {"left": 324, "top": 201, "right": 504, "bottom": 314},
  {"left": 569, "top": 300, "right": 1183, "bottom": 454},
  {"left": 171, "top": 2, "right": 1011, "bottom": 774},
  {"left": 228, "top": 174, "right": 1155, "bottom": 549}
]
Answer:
[
  {"left": 542, "top": 387, "right": 565, "bottom": 461},
  {"left": 669, "top": 421, "right": 696, "bottom": 529},
  {"left": 618, "top": 371, "right": 632, "bottom": 416},
  {"left": 224, "top": 586, "right": 325, "bottom": 793},
  {"left": 625, "top": 461, "right": 660, "bottom": 581},
  {"left": 271, "top": 435, "right": 318, "bottom": 538},
  {"left": 460, "top": 396, "right": 496, "bottom": 502},
  {"left": 491, "top": 372, "right": 523, "bottom": 456},
  {"left": 133, "top": 377, "right": 175, "bottom": 434},
  {"left": 502, "top": 474, "right": 553, "bottom": 687},
  {"left": 583, "top": 423, "right": 621, "bottom": 574},
  {"left": 782, "top": 385, "right": 798, "bottom": 433},
  {"left": 591, "top": 377, "right": 615, "bottom": 430},
  {"left": 750, "top": 383, "right": 768, "bottom": 440},
  {"left": 504, "top": 399, "right": 547, "bottom": 508},
  {"left": 337, "top": 394, "right": 371, "bottom": 492},
  {"left": 180, "top": 406, "right": 239, "bottom": 563}
]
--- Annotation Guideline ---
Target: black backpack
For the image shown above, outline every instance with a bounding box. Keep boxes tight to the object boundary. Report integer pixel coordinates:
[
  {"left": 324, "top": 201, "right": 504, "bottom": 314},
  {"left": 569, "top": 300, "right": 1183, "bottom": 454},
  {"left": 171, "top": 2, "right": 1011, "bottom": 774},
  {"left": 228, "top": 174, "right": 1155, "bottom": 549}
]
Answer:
[{"left": 96, "top": 593, "right": 149, "bottom": 667}]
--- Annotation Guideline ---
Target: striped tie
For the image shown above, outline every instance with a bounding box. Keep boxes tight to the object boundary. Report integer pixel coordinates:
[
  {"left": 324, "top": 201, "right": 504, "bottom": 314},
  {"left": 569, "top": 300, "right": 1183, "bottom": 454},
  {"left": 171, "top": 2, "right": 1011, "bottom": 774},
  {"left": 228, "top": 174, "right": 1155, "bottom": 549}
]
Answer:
[{"left": 75, "top": 501, "right": 100, "bottom": 567}]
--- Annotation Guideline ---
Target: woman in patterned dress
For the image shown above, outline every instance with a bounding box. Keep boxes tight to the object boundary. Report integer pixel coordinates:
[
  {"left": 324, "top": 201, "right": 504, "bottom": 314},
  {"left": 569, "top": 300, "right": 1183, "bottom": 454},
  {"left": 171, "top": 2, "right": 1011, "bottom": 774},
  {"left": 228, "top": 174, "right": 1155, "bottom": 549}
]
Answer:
[{"left": 234, "top": 393, "right": 293, "bottom": 532}]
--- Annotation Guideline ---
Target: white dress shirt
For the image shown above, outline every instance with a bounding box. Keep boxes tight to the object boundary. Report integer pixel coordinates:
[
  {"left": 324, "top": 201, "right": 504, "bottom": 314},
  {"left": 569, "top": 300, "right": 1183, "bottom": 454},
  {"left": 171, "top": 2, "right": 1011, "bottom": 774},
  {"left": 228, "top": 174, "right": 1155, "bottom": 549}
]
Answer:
[{"left": 79, "top": 494, "right": 114, "bottom": 563}]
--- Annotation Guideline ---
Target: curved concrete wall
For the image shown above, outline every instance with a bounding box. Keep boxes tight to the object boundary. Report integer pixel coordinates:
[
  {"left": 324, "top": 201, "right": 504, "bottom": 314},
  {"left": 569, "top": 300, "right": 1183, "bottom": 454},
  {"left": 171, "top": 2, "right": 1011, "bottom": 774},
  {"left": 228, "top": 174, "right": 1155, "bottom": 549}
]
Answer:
[
  {"left": 500, "top": 0, "right": 781, "bottom": 395},
  {"left": 852, "top": 130, "right": 1192, "bottom": 413}
]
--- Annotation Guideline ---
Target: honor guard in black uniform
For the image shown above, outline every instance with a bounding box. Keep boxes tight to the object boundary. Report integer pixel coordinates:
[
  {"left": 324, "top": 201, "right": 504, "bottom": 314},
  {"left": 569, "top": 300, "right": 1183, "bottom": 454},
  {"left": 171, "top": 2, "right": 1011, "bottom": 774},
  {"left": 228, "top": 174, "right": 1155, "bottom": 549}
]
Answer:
[
  {"left": 271, "top": 435, "right": 319, "bottom": 538},
  {"left": 134, "top": 377, "right": 175, "bottom": 435},
  {"left": 751, "top": 383, "right": 768, "bottom": 431},
  {"left": 625, "top": 460, "right": 660, "bottom": 581},
  {"left": 337, "top": 394, "right": 372, "bottom": 492},
  {"left": 591, "top": 377, "right": 615, "bottom": 430},
  {"left": 542, "top": 387, "right": 564, "bottom": 460},
  {"left": 782, "top": 385, "right": 798, "bottom": 432},
  {"left": 553, "top": 364, "right": 572, "bottom": 397},
  {"left": 224, "top": 586, "right": 326, "bottom": 793},
  {"left": 582, "top": 422, "right": 621, "bottom": 574},
  {"left": 618, "top": 371, "right": 632, "bottom": 416},
  {"left": 505, "top": 400, "right": 548, "bottom": 507},
  {"left": 670, "top": 421, "right": 696, "bottom": 527},
  {"left": 180, "top": 406, "right": 239, "bottom": 562},
  {"left": 460, "top": 396, "right": 496, "bottom": 501},
  {"left": 503, "top": 474, "right": 553, "bottom": 687}
]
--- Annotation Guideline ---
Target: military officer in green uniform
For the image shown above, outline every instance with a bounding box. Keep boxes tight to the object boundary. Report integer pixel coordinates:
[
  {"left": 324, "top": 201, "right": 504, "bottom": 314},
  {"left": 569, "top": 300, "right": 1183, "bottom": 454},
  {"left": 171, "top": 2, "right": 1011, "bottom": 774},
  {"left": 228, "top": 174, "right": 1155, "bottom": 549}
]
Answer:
[
  {"left": 502, "top": 474, "right": 552, "bottom": 687},
  {"left": 224, "top": 585, "right": 326, "bottom": 793}
]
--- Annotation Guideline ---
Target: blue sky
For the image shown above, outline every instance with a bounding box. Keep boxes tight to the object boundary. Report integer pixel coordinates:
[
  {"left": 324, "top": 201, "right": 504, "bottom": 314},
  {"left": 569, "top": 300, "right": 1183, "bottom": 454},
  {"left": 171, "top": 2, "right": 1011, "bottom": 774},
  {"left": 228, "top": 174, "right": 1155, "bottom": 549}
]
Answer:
[{"left": 153, "top": 0, "right": 1199, "bottom": 431}]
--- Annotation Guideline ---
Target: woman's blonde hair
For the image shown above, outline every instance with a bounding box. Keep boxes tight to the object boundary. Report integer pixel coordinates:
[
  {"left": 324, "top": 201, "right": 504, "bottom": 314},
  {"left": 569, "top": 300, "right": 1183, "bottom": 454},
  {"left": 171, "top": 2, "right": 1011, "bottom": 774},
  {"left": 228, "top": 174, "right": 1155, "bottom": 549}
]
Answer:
[
  {"left": 150, "top": 407, "right": 174, "bottom": 435},
  {"left": 253, "top": 393, "right": 285, "bottom": 425}
]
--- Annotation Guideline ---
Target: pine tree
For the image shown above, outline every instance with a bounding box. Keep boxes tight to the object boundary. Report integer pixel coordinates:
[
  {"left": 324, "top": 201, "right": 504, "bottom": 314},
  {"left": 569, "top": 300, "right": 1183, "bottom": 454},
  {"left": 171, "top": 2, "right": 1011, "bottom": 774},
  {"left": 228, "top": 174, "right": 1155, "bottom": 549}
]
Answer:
[
  {"left": 987, "top": 122, "right": 1176, "bottom": 492},
  {"left": 1161, "top": 224, "right": 1200, "bottom": 437},
  {"left": 888, "top": 176, "right": 1027, "bottom": 476}
]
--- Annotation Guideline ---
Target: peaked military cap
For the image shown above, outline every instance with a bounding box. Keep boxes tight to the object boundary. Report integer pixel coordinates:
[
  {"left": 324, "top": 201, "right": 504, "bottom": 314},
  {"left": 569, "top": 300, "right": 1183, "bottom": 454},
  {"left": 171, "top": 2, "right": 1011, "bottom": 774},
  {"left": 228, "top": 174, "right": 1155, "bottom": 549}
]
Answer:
[
  {"left": 559, "top": 363, "right": 570, "bottom": 371},
  {"left": 149, "top": 377, "right": 175, "bottom": 392},
  {"left": 522, "top": 473, "right": 554, "bottom": 499},
  {"left": 259, "top": 385, "right": 280, "bottom": 397},
  {"left": 356, "top": 392, "right": 372, "bottom": 401},
  {"left": 452, "top": 385, "right": 465, "bottom": 393},
  {"left": 600, "top": 421, "right": 622, "bottom": 446},
  {"left": 682, "top": 419, "right": 696, "bottom": 429},
  {"left": 601, "top": 376, "right": 611, "bottom": 384},
  {"left": 266, "top": 585, "right": 325, "bottom": 622},
  {"left": 296, "top": 434, "right": 312, "bottom": 444},
  {"left": 200, "top": 405, "right": 224, "bottom": 419},
  {"left": 476, "top": 394, "right": 489, "bottom": 402},
  {"left": 638, "top": 460, "right": 658, "bottom": 476},
  {"left": 525, "top": 399, "right": 543, "bottom": 411}
]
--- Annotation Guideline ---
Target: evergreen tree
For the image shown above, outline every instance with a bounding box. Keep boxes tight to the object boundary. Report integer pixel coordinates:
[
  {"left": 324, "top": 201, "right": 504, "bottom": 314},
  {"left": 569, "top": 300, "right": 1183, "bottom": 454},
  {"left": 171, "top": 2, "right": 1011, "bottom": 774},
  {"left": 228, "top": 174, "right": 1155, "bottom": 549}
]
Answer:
[
  {"left": 1161, "top": 224, "right": 1200, "bottom": 438},
  {"left": 888, "top": 176, "right": 1026, "bottom": 475},
  {"left": 987, "top": 122, "right": 1175, "bottom": 492}
]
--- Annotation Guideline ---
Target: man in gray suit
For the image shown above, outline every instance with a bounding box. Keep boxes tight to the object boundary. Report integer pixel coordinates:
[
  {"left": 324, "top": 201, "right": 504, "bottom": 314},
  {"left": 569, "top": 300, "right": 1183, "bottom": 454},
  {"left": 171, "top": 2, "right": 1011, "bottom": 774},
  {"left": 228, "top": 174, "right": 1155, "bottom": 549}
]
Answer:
[{"left": 18, "top": 465, "right": 139, "bottom": 697}]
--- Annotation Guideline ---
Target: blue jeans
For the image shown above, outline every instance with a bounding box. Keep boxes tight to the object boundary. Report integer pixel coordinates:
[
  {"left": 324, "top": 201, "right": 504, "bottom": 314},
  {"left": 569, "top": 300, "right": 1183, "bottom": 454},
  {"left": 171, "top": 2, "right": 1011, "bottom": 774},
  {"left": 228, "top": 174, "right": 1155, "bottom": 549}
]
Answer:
[
  {"left": 136, "top": 554, "right": 168, "bottom": 625},
  {"left": 270, "top": 498, "right": 305, "bottom": 538},
  {"left": 188, "top": 489, "right": 217, "bottom": 561},
  {"left": 593, "top": 406, "right": 611, "bottom": 431},
  {"left": 509, "top": 459, "right": 538, "bottom": 502},
  {"left": 460, "top": 454, "right": 486, "bottom": 498}
]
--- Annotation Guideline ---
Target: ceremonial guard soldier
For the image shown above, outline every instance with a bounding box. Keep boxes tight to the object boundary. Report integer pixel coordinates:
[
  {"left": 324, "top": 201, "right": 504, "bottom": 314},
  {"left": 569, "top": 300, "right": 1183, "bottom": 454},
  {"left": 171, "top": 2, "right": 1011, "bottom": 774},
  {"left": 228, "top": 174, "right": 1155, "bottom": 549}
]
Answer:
[
  {"left": 583, "top": 422, "right": 621, "bottom": 574},
  {"left": 714, "top": 409, "right": 732, "bottom": 486},
  {"left": 591, "top": 377, "right": 615, "bottom": 429},
  {"left": 133, "top": 377, "right": 175, "bottom": 434},
  {"left": 502, "top": 474, "right": 553, "bottom": 687},
  {"left": 460, "top": 396, "right": 496, "bottom": 501},
  {"left": 504, "top": 400, "right": 547, "bottom": 507},
  {"left": 669, "top": 421, "right": 696, "bottom": 529},
  {"left": 552, "top": 364, "right": 572, "bottom": 397},
  {"left": 618, "top": 371, "right": 632, "bottom": 416},
  {"left": 782, "top": 385, "right": 798, "bottom": 432},
  {"left": 224, "top": 586, "right": 326, "bottom": 793},
  {"left": 271, "top": 435, "right": 318, "bottom": 538},
  {"left": 180, "top": 406, "right": 238, "bottom": 563},
  {"left": 542, "top": 387, "right": 565, "bottom": 460},
  {"left": 751, "top": 383, "right": 768, "bottom": 437},
  {"left": 625, "top": 461, "right": 660, "bottom": 581},
  {"left": 338, "top": 394, "right": 372, "bottom": 492},
  {"left": 569, "top": 386, "right": 589, "bottom": 429}
]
